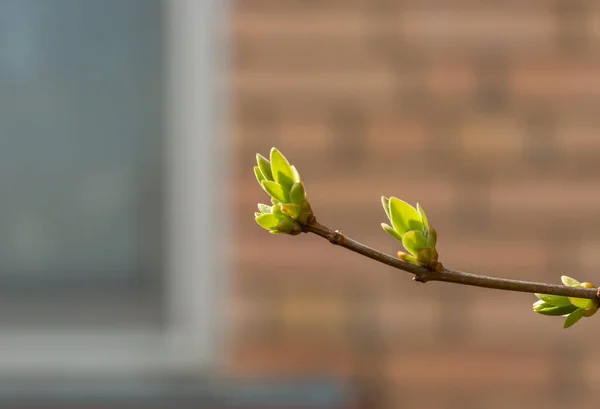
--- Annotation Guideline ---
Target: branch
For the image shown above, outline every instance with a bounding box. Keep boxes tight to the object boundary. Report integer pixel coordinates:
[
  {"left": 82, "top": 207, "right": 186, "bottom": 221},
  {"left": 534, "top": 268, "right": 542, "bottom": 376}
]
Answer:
[
  {"left": 254, "top": 147, "right": 599, "bottom": 327},
  {"left": 303, "top": 219, "right": 600, "bottom": 301}
]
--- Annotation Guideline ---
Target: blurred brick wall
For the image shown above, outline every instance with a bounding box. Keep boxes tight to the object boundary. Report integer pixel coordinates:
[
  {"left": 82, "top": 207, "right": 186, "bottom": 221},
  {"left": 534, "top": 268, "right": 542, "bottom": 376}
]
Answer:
[{"left": 230, "top": 1, "right": 600, "bottom": 408}]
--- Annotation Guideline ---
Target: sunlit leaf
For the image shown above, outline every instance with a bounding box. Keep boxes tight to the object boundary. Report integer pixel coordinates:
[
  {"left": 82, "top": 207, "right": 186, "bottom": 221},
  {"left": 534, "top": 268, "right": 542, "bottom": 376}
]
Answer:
[
  {"left": 254, "top": 166, "right": 266, "bottom": 184},
  {"left": 291, "top": 165, "right": 301, "bottom": 183},
  {"left": 569, "top": 297, "right": 593, "bottom": 309},
  {"left": 256, "top": 154, "right": 273, "bottom": 181},
  {"left": 389, "top": 197, "right": 423, "bottom": 237},
  {"left": 257, "top": 203, "right": 272, "bottom": 214},
  {"left": 270, "top": 147, "right": 295, "bottom": 189},
  {"left": 533, "top": 300, "right": 578, "bottom": 316},
  {"left": 289, "top": 182, "right": 306, "bottom": 205},
  {"left": 534, "top": 294, "right": 572, "bottom": 307},
  {"left": 255, "top": 213, "right": 279, "bottom": 231},
  {"left": 561, "top": 275, "right": 582, "bottom": 288},
  {"left": 381, "top": 196, "right": 391, "bottom": 220},
  {"left": 416, "top": 203, "right": 429, "bottom": 231},
  {"left": 397, "top": 252, "right": 418, "bottom": 263},
  {"left": 381, "top": 223, "right": 403, "bottom": 242},
  {"left": 402, "top": 230, "right": 427, "bottom": 256},
  {"left": 564, "top": 308, "right": 585, "bottom": 328},
  {"left": 261, "top": 180, "right": 289, "bottom": 203}
]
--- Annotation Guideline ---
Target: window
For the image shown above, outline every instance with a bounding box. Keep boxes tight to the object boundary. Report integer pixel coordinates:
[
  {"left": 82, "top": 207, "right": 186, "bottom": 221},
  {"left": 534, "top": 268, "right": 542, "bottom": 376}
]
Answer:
[{"left": 0, "top": 0, "right": 228, "bottom": 376}]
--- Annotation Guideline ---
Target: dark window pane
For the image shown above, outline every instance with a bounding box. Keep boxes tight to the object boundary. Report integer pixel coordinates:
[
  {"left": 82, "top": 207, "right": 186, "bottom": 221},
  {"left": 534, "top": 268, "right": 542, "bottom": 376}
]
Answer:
[{"left": 0, "top": 0, "right": 163, "bottom": 286}]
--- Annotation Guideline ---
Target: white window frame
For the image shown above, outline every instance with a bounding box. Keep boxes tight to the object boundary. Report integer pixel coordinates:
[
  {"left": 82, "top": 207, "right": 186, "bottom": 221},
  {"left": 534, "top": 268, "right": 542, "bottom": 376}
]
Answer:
[{"left": 0, "top": 0, "right": 230, "bottom": 379}]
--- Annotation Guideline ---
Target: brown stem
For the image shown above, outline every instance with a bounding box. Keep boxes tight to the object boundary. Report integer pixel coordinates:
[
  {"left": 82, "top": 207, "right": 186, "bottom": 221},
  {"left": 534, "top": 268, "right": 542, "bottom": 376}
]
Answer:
[{"left": 303, "top": 220, "right": 599, "bottom": 301}]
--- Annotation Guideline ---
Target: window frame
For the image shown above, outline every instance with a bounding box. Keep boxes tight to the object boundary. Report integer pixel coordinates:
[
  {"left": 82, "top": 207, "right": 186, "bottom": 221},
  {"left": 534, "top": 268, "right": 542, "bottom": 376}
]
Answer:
[{"left": 0, "top": 0, "right": 230, "bottom": 377}]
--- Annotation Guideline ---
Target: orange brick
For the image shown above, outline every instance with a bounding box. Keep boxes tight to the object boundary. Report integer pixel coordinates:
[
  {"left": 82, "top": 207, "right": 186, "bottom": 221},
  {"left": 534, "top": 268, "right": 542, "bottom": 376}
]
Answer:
[
  {"left": 426, "top": 63, "right": 478, "bottom": 98},
  {"left": 236, "top": 38, "right": 373, "bottom": 71},
  {"left": 489, "top": 181, "right": 600, "bottom": 214},
  {"left": 385, "top": 347, "right": 553, "bottom": 388},
  {"left": 459, "top": 114, "right": 525, "bottom": 157},
  {"left": 395, "top": 10, "right": 555, "bottom": 51},
  {"left": 512, "top": 60, "right": 600, "bottom": 100},
  {"left": 234, "top": 69, "right": 398, "bottom": 100},
  {"left": 439, "top": 239, "right": 547, "bottom": 275},
  {"left": 556, "top": 121, "right": 600, "bottom": 154},
  {"left": 365, "top": 115, "right": 430, "bottom": 153},
  {"left": 233, "top": 10, "right": 366, "bottom": 40}
]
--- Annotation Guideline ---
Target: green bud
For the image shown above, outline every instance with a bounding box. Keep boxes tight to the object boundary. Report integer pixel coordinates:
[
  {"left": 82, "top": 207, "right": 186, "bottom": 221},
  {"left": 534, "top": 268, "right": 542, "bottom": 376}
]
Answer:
[
  {"left": 583, "top": 303, "right": 598, "bottom": 317},
  {"left": 276, "top": 216, "right": 302, "bottom": 235}
]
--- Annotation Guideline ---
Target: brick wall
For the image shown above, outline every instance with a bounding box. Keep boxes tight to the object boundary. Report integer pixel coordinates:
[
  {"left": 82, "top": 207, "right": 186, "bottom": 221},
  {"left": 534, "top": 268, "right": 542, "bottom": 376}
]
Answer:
[{"left": 230, "top": 1, "right": 600, "bottom": 408}]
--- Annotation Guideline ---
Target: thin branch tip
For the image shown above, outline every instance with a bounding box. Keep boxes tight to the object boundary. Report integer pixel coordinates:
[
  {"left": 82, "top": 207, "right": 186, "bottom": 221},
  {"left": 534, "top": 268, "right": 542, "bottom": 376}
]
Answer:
[{"left": 300, "top": 219, "right": 600, "bottom": 301}]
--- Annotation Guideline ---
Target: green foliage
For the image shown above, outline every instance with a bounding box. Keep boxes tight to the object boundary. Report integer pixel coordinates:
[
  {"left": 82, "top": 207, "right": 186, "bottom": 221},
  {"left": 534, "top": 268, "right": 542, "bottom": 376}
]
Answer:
[
  {"left": 533, "top": 276, "right": 598, "bottom": 328},
  {"left": 253, "top": 148, "right": 312, "bottom": 234},
  {"left": 381, "top": 196, "right": 440, "bottom": 270}
]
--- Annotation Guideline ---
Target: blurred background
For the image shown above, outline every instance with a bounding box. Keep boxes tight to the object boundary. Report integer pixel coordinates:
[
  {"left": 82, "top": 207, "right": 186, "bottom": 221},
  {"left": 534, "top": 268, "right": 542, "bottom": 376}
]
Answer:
[{"left": 3, "top": 0, "right": 600, "bottom": 408}]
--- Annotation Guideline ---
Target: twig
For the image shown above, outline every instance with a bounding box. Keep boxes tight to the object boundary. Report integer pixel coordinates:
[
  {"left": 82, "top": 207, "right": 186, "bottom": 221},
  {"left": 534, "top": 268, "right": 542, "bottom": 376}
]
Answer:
[{"left": 303, "top": 219, "right": 600, "bottom": 301}]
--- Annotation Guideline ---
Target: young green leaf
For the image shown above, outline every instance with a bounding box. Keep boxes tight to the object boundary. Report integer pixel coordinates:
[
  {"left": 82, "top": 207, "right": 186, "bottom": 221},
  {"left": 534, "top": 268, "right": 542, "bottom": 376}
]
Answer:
[
  {"left": 402, "top": 230, "right": 428, "bottom": 256},
  {"left": 289, "top": 182, "right": 306, "bottom": 205},
  {"left": 257, "top": 203, "right": 272, "bottom": 214},
  {"left": 426, "top": 227, "right": 437, "bottom": 248},
  {"left": 534, "top": 293, "right": 572, "bottom": 307},
  {"left": 254, "top": 166, "right": 266, "bottom": 184},
  {"left": 261, "top": 180, "right": 290, "bottom": 203},
  {"left": 270, "top": 148, "right": 295, "bottom": 189},
  {"left": 291, "top": 165, "right": 301, "bottom": 183},
  {"left": 381, "top": 196, "right": 391, "bottom": 220},
  {"left": 256, "top": 154, "right": 273, "bottom": 181},
  {"left": 381, "top": 223, "right": 403, "bottom": 242},
  {"left": 397, "top": 252, "right": 419, "bottom": 263},
  {"left": 569, "top": 297, "right": 593, "bottom": 309},
  {"left": 255, "top": 213, "right": 279, "bottom": 230},
  {"left": 564, "top": 308, "right": 585, "bottom": 328},
  {"left": 561, "top": 275, "right": 582, "bottom": 288},
  {"left": 389, "top": 197, "right": 423, "bottom": 237},
  {"left": 533, "top": 300, "right": 578, "bottom": 316},
  {"left": 416, "top": 203, "right": 429, "bottom": 231}
]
